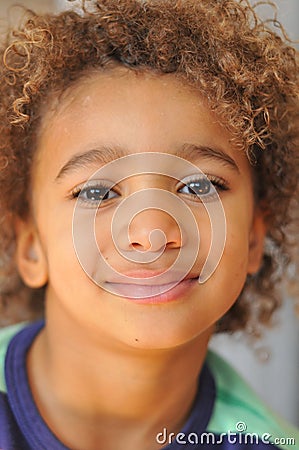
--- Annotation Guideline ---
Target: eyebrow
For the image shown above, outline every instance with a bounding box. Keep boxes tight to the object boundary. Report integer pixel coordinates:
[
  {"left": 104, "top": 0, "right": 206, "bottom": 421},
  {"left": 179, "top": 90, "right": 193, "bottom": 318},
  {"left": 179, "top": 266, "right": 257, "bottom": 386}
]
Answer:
[
  {"left": 174, "top": 143, "right": 239, "bottom": 173},
  {"left": 55, "top": 142, "right": 239, "bottom": 181},
  {"left": 55, "top": 146, "right": 126, "bottom": 181}
]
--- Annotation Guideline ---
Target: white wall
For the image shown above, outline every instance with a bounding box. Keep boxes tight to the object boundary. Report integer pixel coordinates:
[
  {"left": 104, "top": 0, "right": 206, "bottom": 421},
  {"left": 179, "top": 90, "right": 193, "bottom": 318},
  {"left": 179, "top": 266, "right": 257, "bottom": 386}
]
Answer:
[
  {"left": 253, "top": 0, "right": 299, "bottom": 48},
  {"left": 0, "top": 0, "right": 55, "bottom": 16}
]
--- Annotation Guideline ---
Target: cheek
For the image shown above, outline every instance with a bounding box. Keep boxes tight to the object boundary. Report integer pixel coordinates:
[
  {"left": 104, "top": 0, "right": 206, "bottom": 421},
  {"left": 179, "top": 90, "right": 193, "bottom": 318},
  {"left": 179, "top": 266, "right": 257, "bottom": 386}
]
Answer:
[
  {"left": 197, "top": 196, "right": 253, "bottom": 308},
  {"left": 194, "top": 232, "right": 250, "bottom": 327},
  {"left": 218, "top": 200, "right": 253, "bottom": 285},
  {"left": 94, "top": 210, "right": 115, "bottom": 255},
  {"left": 195, "top": 205, "right": 212, "bottom": 247},
  {"left": 35, "top": 200, "right": 85, "bottom": 287},
  {"left": 46, "top": 207, "right": 116, "bottom": 290}
]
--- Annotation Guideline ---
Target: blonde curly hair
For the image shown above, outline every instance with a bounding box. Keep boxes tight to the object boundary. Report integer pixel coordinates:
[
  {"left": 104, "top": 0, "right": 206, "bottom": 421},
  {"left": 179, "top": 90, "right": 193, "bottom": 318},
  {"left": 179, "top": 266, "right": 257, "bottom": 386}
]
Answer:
[{"left": 0, "top": 0, "right": 298, "bottom": 333}]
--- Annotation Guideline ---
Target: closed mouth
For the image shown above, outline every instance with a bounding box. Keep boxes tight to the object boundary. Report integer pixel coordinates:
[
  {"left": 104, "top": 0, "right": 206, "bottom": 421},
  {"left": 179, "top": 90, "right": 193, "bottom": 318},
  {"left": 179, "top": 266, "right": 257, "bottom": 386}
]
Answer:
[{"left": 104, "top": 277, "right": 198, "bottom": 303}]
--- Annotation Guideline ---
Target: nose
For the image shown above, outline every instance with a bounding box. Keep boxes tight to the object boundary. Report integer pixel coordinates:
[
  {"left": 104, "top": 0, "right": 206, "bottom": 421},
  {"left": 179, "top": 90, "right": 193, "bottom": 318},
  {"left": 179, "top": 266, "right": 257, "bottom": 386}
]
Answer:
[
  {"left": 127, "top": 209, "right": 182, "bottom": 252},
  {"left": 111, "top": 183, "right": 186, "bottom": 256}
]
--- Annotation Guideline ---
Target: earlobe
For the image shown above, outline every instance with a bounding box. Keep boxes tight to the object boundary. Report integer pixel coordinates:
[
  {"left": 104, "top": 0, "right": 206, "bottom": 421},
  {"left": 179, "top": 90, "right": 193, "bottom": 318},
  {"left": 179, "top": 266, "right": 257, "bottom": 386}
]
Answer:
[
  {"left": 247, "top": 209, "right": 267, "bottom": 275},
  {"left": 15, "top": 218, "right": 48, "bottom": 288}
]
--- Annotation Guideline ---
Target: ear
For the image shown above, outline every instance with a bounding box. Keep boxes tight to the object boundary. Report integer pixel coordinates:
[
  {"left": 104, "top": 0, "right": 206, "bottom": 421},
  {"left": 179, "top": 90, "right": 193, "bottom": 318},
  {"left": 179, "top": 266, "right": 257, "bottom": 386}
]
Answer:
[
  {"left": 247, "top": 208, "right": 267, "bottom": 275},
  {"left": 15, "top": 218, "right": 48, "bottom": 288}
]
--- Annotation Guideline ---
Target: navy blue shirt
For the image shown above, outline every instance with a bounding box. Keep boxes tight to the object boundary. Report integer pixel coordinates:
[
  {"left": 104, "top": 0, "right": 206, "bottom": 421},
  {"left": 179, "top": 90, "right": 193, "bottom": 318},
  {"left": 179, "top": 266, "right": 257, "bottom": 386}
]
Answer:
[{"left": 0, "top": 322, "right": 298, "bottom": 449}]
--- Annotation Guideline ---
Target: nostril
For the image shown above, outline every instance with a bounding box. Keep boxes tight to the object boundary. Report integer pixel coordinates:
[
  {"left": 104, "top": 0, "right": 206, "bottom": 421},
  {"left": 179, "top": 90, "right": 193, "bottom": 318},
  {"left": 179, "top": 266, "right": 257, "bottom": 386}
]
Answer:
[
  {"left": 129, "top": 229, "right": 167, "bottom": 252},
  {"left": 130, "top": 242, "right": 146, "bottom": 251}
]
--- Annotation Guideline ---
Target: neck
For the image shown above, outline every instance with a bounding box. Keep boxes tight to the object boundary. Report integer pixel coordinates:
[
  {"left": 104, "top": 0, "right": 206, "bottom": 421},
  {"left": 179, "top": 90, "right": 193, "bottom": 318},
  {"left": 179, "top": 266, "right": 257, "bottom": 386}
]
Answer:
[{"left": 27, "top": 297, "right": 213, "bottom": 450}]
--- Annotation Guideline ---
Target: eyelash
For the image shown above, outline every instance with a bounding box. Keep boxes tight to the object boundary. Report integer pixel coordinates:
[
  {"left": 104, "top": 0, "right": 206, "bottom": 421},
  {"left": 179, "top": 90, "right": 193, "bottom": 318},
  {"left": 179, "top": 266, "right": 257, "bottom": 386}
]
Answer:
[
  {"left": 71, "top": 181, "right": 118, "bottom": 207},
  {"left": 70, "top": 174, "right": 229, "bottom": 207},
  {"left": 177, "top": 174, "right": 229, "bottom": 202}
]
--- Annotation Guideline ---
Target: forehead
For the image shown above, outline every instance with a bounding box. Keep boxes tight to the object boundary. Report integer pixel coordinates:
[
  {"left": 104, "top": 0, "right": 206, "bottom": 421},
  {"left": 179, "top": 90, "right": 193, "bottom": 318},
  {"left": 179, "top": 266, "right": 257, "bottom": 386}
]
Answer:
[
  {"left": 35, "top": 67, "right": 247, "bottom": 177},
  {"left": 40, "top": 67, "right": 206, "bottom": 130}
]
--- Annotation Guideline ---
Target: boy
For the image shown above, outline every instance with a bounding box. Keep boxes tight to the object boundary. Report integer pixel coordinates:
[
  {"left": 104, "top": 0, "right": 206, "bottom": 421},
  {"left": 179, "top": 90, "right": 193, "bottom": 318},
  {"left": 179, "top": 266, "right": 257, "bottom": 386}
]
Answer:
[{"left": 0, "top": 0, "right": 298, "bottom": 449}]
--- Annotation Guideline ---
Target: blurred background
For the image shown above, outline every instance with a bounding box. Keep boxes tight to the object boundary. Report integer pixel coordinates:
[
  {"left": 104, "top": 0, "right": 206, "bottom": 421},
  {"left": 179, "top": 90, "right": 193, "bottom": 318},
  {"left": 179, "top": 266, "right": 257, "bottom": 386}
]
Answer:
[{"left": 0, "top": 0, "right": 298, "bottom": 427}]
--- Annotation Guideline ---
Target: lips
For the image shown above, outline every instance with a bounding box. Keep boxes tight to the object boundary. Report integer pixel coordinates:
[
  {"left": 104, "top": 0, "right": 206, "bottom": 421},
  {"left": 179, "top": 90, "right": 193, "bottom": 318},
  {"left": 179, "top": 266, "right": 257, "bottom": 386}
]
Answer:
[
  {"left": 104, "top": 275, "right": 198, "bottom": 304},
  {"left": 105, "top": 269, "right": 195, "bottom": 285},
  {"left": 107, "top": 281, "right": 178, "bottom": 297}
]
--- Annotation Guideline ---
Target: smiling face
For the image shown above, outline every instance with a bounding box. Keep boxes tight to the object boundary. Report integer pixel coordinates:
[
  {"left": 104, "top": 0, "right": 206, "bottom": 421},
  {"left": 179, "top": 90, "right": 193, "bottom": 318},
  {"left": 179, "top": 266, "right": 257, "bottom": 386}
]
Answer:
[{"left": 16, "top": 68, "right": 265, "bottom": 349}]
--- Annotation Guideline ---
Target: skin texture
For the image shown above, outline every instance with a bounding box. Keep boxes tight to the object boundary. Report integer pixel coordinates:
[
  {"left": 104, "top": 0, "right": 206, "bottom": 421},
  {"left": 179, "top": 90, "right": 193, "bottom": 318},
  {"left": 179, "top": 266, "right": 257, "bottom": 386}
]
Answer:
[
  {"left": 16, "top": 69, "right": 266, "bottom": 450},
  {"left": 1, "top": 0, "right": 298, "bottom": 331}
]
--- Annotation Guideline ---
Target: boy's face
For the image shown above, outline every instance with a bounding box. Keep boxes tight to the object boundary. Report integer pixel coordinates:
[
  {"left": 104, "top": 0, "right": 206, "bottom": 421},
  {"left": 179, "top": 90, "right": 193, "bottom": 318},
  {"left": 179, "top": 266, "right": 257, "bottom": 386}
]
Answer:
[{"left": 16, "top": 68, "right": 265, "bottom": 349}]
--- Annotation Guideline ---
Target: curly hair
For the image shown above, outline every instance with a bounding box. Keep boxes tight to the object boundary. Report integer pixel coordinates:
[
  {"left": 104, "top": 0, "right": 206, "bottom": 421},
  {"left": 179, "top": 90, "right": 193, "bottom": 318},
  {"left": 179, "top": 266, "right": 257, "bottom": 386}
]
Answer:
[{"left": 0, "top": 0, "right": 298, "bottom": 333}]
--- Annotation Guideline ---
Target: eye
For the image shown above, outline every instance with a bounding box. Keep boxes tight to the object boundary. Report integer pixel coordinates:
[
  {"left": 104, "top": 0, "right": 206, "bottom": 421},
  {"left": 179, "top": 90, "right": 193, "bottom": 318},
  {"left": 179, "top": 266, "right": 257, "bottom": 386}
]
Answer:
[
  {"left": 71, "top": 181, "right": 119, "bottom": 207},
  {"left": 178, "top": 174, "right": 228, "bottom": 201}
]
